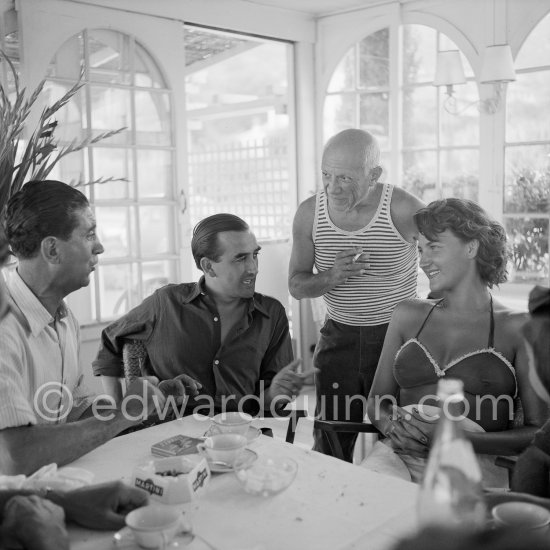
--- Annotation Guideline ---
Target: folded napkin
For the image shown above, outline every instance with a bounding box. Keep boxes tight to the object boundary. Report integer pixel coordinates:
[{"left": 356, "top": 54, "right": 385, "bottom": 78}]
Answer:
[{"left": 0, "top": 463, "right": 94, "bottom": 493}]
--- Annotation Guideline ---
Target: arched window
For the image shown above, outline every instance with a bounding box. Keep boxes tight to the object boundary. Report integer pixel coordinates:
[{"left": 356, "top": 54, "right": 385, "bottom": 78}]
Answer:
[
  {"left": 504, "top": 12, "right": 550, "bottom": 288},
  {"left": 43, "top": 29, "right": 178, "bottom": 322},
  {"left": 324, "top": 24, "right": 480, "bottom": 202}
]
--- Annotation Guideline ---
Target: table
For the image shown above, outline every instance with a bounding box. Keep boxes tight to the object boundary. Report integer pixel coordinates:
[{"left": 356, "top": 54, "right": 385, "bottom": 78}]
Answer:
[{"left": 67, "top": 416, "right": 418, "bottom": 550}]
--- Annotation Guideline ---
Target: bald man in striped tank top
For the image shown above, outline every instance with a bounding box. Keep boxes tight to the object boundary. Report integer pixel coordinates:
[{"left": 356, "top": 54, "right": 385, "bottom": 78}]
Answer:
[{"left": 289, "top": 129, "right": 424, "bottom": 461}]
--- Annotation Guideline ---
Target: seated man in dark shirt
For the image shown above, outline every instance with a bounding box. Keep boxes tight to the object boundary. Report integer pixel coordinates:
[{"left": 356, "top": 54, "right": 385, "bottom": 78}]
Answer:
[{"left": 94, "top": 213, "right": 310, "bottom": 417}]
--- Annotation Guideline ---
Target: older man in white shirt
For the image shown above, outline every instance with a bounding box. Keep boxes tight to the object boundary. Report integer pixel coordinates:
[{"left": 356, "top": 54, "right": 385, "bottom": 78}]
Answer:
[{"left": 0, "top": 180, "right": 167, "bottom": 475}]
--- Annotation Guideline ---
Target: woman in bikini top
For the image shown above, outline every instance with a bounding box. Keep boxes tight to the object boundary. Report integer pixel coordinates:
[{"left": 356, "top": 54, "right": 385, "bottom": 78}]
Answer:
[{"left": 366, "top": 198, "right": 546, "bottom": 462}]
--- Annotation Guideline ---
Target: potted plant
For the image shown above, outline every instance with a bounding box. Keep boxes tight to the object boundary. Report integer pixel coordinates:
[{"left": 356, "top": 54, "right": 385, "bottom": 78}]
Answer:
[{"left": 0, "top": 53, "right": 123, "bottom": 223}]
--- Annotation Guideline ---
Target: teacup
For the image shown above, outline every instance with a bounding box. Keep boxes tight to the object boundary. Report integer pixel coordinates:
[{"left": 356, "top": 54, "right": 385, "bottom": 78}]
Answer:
[
  {"left": 125, "top": 505, "right": 182, "bottom": 549},
  {"left": 197, "top": 433, "right": 247, "bottom": 467},
  {"left": 210, "top": 412, "right": 253, "bottom": 436},
  {"left": 492, "top": 501, "right": 550, "bottom": 530}
]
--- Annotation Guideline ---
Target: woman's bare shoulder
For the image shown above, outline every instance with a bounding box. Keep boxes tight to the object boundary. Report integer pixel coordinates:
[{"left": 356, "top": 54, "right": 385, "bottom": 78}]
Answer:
[
  {"left": 393, "top": 297, "right": 438, "bottom": 329},
  {"left": 492, "top": 298, "right": 530, "bottom": 341}
]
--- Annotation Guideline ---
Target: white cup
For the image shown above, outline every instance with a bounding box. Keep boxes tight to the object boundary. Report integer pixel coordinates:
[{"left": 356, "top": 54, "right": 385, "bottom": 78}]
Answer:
[
  {"left": 125, "top": 505, "right": 182, "bottom": 549},
  {"left": 211, "top": 412, "right": 253, "bottom": 436},
  {"left": 197, "top": 433, "right": 247, "bottom": 466},
  {"left": 492, "top": 501, "right": 550, "bottom": 530}
]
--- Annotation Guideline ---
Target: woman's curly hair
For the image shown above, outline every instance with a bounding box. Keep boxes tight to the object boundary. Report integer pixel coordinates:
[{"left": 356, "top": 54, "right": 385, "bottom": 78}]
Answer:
[{"left": 413, "top": 198, "right": 509, "bottom": 288}]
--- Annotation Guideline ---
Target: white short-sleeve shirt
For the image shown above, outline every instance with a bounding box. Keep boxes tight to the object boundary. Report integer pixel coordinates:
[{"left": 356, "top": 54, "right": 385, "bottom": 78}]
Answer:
[{"left": 0, "top": 270, "right": 94, "bottom": 428}]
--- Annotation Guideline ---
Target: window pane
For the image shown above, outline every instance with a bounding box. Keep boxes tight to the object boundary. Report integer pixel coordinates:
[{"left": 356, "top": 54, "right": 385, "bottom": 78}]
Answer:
[
  {"left": 139, "top": 206, "right": 175, "bottom": 255},
  {"left": 142, "top": 261, "right": 178, "bottom": 293},
  {"left": 87, "top": 30, "right": 131, "bottom": 85},
  {"left": 441, "top": 149, "right": 479, "bottom": 201},
  {"left": 380, "top": 151, "right": 391, "bottom": 184},
  {"left": 505, "top": 217, "right": 549, "bottom": 284},
  {"left": 135, "top": 91, "right": 172, "bottom": 146},
  {"left": 327, "top": 46, "right": 355, "bottom": 92},
  {"left": 403, "top": 151, "right": 437, "bottom": 202},
  {"left": 515, "top": 13, "right": 550, "bottom": 70},
  {"left": 92, "top": 148, "right": 132, "bottom": 199},
  {"left": 135, "top": 43, "right": 166, "bottom": 88},
  {"left": 403, "top": 85, "right": 437, "bottom": 147},
  {"left": 46, "top": 34, "right": 83, "bottom": 79},
  {"left": 41, "top": 82, "right": 86, "bottom": 142},
  {"left": 96, "top": 206, "right": 132, "bottom": 259},
  {"left": 90, "top": 86, "right": 132, "bottom": 144},
  {"left": 359, "top": 28, "right": 389, "bottom": 89},
  {"left": 440, "top": 81, "right": 479, "bottom": 145},
  {"left": 137, "top": 150, "right": 173, "bottom": 199},
  {"left": 403, "top": 25, "right": 436, "bottom": 84},
  {"left": 504, "top": 145, "right": 550, "bottom": 213},
  {"left": 506, "top": 70, "right": 550, "bottom": 142},
  {"left": 359, "top": 93, "right": 389, "bottom": 149},
  {"left": 98, "top": 263, "right": 137, "bottom": 318},
  {"left": 324, "top": 94, "right": 356, "bottom": 139}
]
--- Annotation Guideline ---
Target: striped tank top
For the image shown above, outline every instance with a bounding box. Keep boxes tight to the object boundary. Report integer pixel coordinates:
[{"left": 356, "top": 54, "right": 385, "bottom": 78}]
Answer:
[{"left": 313, "top": 184, "right": 418, "bottom": 326}]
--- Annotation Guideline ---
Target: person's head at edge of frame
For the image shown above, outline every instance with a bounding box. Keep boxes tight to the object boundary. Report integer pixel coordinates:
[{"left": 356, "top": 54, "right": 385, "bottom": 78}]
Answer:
[
  {"left": 191, "top": 213, "right": 260, "bottom": 301},
  {"left": 522, "top": 284, "right": 550, "bottom": 404},
  {"left": 413, "top": 197, "right": 508, "bottom": 296},
  {"left": 321, "top": 129, "right": 383, "bottom": 212},
  {"left": 4, "top": 180, "right": 104, "bottom": 298}
]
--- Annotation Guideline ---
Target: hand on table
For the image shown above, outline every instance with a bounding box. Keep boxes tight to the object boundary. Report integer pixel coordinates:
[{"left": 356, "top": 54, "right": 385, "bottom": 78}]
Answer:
[
  {"left": 330, "top": 247, "right": 370, "bottom": 285},
  {"left": 158, "top": 373, "right": 202, "bottom": 403},
  {"left": 57, "top": 481, "right": 149, "bottom": 530},
  {"left": 0, "top": 494, "right": 68, "bottom": 550}
]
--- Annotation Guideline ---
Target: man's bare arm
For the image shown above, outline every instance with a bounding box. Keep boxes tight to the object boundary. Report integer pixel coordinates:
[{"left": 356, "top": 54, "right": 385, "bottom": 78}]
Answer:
[
  {"left": 288, "top": 198, "right": 365, "bottom": 299},
  {"left": 0, "top": 379, "right": 165, "bottom": 475}
]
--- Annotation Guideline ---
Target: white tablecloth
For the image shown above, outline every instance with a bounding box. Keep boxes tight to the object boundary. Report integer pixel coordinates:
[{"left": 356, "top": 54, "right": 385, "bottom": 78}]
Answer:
[{"left": 66, "top": 416, "right": 418, "bottom": 550}]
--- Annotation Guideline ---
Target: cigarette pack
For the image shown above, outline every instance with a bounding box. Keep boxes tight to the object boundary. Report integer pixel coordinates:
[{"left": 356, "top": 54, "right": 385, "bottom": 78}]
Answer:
[
  {"left": 132, "top": 455, "right": 210, "bottom": 504},
  {"left": 151, "top": 434, "right": 203, "bottom": 457}
]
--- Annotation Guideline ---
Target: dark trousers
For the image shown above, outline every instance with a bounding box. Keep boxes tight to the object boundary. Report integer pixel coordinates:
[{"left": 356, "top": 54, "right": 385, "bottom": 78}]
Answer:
[{"left": 312, "top": 319, "right": 388, "bottom": 462}]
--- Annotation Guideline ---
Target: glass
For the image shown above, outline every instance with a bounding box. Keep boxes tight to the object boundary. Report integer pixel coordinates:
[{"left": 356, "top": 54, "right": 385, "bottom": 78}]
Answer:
[
  {"left": 403, "top": 151, "right": 438, "bottom": 202},
  {"left": 135, "top": 91, "right": 172, "bottom": 146},
  {"left": 440, "top": 149, "right": 479, "bottom": 201},
  {"left": 440, "top": 81, "right": 480, "bottom": 146},
  {"left": 402, "top": 25, "right": 436, "bottom": 84},
  {"left": 137, "top": 150, "right": 174, "bottom": 199},
  {"left": 327, "top": 47, "right": 355, "bottom": 92},
  {"left": 139, "top": 206, "right": 176, "bottom": 256},
  {"left": 95, "top": 206, "right": 132, "bottom": 259},
  {"left": 89, "top": 86, "right": 132, "bottom": 144},
  {"left": 505, "top": 217, "right": 549, "bottom": 284},
  {"left": 97, "top": 263, "right": 137, "bottom": 319},
  {"left": 135, "top": 42, "right": 166, "bottom": 88},
  {"left": 515, "top": 13, "right": 550, "bottom": 70},
  {"left": 46, "top": 34, "right": 83, "bottom": 80},
  {"left": 92, "top": 148, "right": 132, "bottom": 199},
  {"left": 359, "top": 93, "right": 389, "bottom": 149},
  {"left": 359, "top": 28, "right": 389, "bottom": 89},
  {"left": 323, "top": 94, "right": 356, "bottom": 141},
  {"left": 506, "top": 70, "right": 550, "bottom": 142},
  {"left": 403, "top": 85, "right": 437, "bottom": 147},
  {"left": 87, "top": 30, "right": 131, "bottom": 85},
  {"left": 504, "top": 145, "right": 550, "bottom": 213},
  {"left": 141, "top": 261, "right": 178, "bottom": 295},
  {"left": 41, "top": 82, "right": 86, "bottom": 142}
]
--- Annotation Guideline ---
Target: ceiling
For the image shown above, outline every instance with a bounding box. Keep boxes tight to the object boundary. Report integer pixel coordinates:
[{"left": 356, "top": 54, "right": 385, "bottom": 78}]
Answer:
[{"left": 240, "top": 0, "right": 393, "bottom": 18}]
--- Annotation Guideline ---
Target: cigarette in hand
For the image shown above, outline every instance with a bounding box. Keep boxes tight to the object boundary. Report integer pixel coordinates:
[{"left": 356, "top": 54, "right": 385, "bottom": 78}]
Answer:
[{"left": 353, "top": 252, "right": 364, "bottom": 263}]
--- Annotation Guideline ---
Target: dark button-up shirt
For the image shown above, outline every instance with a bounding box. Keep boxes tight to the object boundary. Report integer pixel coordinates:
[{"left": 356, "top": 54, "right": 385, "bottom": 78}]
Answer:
[{"left": 92, "top": 278, "right": 293, "bottom": 415}]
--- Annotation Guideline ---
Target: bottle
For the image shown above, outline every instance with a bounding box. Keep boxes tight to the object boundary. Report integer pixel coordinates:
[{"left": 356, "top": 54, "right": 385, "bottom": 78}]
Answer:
[{"left": 417, "top": 378, "right": 486, "bottom": 529}]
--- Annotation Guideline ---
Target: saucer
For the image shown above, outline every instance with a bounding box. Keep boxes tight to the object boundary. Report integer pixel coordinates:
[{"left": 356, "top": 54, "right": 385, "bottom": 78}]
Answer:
[
  {"left": 203, "top": 426, "right": 261, "bottom": 443},
  {"left": 113, "top": 526, "right": 193, "bottom": 548},
  {"left": 206, "top": 448, "right": 258, "bottom": 473}
]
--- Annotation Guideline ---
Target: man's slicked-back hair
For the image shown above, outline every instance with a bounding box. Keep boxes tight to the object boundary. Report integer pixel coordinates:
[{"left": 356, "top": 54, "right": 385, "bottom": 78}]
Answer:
[
  {"left": 0, "top": 225, "right": 9, "bottom": 266},
  {"left": 5, "top": 180, "right": 90, "bottom": 259},
  {"left": 191, "top": 213, "right": 249, "bottom": 270},
  {"left": 414, "top": 197, "right": 509, "bottom": 288}
]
